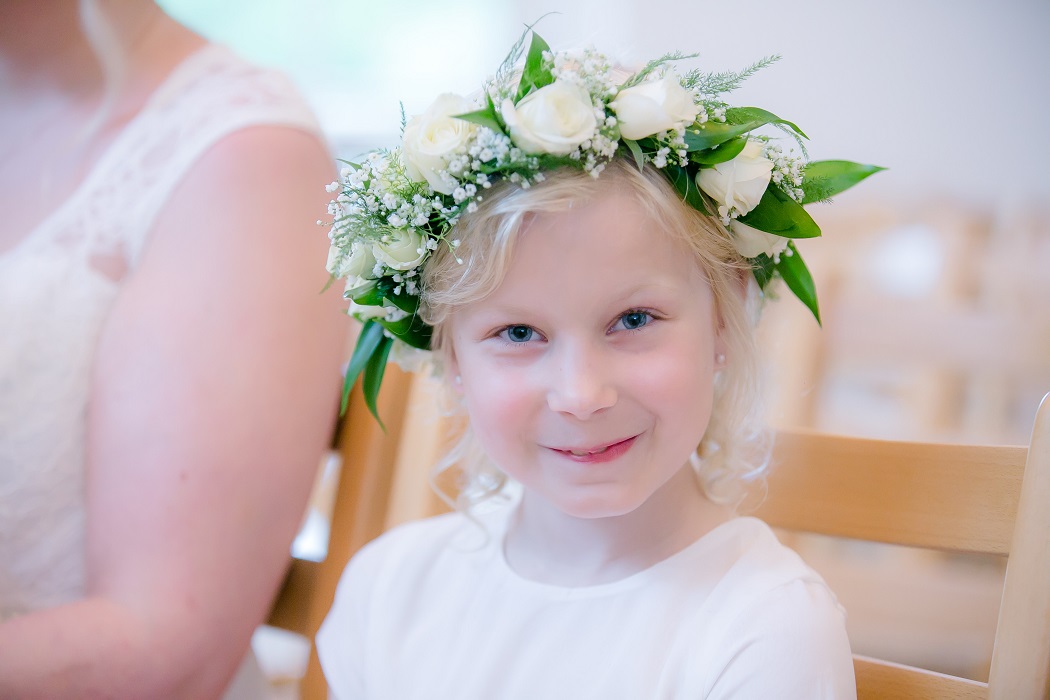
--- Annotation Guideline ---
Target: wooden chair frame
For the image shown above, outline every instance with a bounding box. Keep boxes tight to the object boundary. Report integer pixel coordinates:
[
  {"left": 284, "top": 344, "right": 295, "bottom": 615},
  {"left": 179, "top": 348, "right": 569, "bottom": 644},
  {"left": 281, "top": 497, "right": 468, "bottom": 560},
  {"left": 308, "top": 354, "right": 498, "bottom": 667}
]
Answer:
[
  {"left": 267, "top": 367, "right": 415, "bottom": 699},
  {"left": 753, "top": 392, "right": 1050, "bottom": 698}
]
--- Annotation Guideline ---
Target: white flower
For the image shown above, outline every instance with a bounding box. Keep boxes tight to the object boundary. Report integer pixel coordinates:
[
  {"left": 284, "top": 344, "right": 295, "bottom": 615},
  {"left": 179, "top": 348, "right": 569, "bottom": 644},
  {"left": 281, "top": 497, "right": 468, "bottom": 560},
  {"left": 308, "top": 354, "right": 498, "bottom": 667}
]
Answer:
[
  {"left": 610, "top": 76, "right": 699, "bottom": 140},
  {"left": 402, "top": 93, "right": 477, "bottom": 195},
  {"left": 729, "top": 220, "right": 790, "bottom": 259},
  {"left": 500, "top": 80, "right": 597, "bottom": 155},
  {"left": 696, "top": 140, "right": 774, "bottom": 219},
  {"left": 341, "top": 241, "right": 379, "bottom": 287},
  {"left": 372, "top": 229, "right": 426, "bottom": 271}
]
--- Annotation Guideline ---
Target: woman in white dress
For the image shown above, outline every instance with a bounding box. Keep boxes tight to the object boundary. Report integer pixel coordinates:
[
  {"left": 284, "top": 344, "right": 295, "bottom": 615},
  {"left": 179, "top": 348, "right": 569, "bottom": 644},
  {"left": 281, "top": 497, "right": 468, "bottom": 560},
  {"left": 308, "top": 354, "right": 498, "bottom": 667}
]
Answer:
[{"left": 0, "top": 1, "right": 345, "bottom": 696}]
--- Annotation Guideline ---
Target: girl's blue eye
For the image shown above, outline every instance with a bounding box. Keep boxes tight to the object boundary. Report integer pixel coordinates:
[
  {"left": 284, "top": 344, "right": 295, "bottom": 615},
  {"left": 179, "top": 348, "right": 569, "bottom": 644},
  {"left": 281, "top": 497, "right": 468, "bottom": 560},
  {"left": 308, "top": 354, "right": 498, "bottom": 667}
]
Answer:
[
  {"left": 504, "top": 325, "right": 534, "bottom": 343},
  {"left": 617, "top": 311, "right": 652, "bottom": 331}
]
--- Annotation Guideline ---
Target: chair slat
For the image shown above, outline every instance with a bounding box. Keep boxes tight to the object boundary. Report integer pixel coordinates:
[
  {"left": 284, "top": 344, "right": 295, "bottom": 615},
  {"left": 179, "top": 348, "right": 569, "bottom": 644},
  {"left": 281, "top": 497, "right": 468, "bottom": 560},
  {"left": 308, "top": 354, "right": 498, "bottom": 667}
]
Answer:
[
  {"left": 854, "top": 655, "right": 988, "bottom": 699},
  {"left": 755, "top": 431, "right": 1027, "bottom": 555},
  {"left": 987, "top": 393, "right": 1050, "bottom": 699}
]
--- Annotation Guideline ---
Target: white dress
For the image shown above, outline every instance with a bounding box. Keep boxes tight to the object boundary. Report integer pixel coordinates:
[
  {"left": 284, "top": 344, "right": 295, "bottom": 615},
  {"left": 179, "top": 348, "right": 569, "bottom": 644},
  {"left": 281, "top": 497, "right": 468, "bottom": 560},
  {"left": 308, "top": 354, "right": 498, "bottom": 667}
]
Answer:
[
  {"left": 317, "top": 502, "right": 857, "bottom": 699},
  {"left": 0, "top": 44, "right": 322, "bottom": 697}
]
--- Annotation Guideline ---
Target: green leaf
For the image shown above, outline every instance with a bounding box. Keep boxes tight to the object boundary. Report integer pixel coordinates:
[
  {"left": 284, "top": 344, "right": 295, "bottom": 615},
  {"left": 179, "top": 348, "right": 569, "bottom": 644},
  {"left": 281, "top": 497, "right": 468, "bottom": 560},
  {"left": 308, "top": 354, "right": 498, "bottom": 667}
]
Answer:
[
  {"left": 341, "top": 320, "right": 385, "bottom": 415},
  {"left": 750, "top": 253, "right": 777, "bottom": 290},
  {"left": 348, "top": 281, "right": 382, "bottom": 305},
  {"left": 362, "top": 335, "right": 394, "bottom": 427},
  {"left": 683, "top": 122, "right": 758, "bottom": 151},
  {"left": 665, "top": 164, "right": 710, "bottom": 215},
  {"left": 801, "top": 160, "right": 886, "bottom": 204},
  {"left": 691, "top": 136, "right": 747, "bottom": 165},
  {"left": 382, "top": 289, "right": 421, "bottom": 315},
  {"left": 725, "top": 107, "right": 807, "bottom": 139},
  {"left": 776, "top": 243, "right": 821, "bottom": 324},
  {"left": 738, "top": 186, "right": 821, "bottom": 239},
  {"left": 516, "top": 32, "right": 554, "bottom": 101},
  {"left": 455, "top": 94, "right": 506, "bottom": 136},
  {"left": 623, "top": 138, "right": 646, "bottom": 171},
  {"left": 391, "top": 318, "right": 433, "bottom": 350},
  {"left": 685, "top": 107, "right": 808, "bottom": 153}
]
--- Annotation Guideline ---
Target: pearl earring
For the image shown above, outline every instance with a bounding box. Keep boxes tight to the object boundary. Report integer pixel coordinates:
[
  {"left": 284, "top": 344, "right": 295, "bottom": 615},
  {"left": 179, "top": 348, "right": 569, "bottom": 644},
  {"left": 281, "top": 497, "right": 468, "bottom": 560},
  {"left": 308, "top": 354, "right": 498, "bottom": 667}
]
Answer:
[
  {"left": 715, "top": 353, "right": 726, "bottom": 366},
  {"left": 454, "top": 375, "right": 462, "bottom": 385}
]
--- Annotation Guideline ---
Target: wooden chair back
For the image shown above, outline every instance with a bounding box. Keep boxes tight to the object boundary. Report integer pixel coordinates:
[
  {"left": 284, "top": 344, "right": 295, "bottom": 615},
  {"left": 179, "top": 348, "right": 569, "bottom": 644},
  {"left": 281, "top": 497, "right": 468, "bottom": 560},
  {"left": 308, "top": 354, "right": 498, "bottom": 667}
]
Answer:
[
  {"left": 267, "top": 366, "right": 415, "bottom": 699},
  {"left": 751, "top": 392, "right": 1050, "bottom": 699}
]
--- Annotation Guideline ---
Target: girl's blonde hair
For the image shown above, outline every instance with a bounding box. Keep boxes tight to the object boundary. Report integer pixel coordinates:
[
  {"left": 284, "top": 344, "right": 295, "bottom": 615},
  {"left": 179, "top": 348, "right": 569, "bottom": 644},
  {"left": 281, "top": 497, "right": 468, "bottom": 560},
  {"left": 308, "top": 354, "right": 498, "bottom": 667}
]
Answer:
[{"left": 421, "top": 158, "right": 770, "bottom": 512}]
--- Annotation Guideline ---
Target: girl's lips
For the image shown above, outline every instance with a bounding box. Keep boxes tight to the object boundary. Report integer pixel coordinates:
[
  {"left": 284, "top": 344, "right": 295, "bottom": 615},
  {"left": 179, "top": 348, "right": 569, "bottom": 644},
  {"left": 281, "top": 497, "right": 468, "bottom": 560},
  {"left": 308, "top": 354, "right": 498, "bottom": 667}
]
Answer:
[{"left": 548, "top": 435, "right": 638, "bottom": 464}]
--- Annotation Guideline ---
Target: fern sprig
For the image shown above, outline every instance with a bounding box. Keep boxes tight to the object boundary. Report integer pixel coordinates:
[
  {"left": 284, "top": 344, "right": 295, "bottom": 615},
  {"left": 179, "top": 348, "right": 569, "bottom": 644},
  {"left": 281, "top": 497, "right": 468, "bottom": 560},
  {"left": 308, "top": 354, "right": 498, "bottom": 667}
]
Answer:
[
  {"left": 619, "top": 51, "right": 699, "bottom": 89},
  {"left": 684, "top": 55, "right": 780, "bottom": 96}
]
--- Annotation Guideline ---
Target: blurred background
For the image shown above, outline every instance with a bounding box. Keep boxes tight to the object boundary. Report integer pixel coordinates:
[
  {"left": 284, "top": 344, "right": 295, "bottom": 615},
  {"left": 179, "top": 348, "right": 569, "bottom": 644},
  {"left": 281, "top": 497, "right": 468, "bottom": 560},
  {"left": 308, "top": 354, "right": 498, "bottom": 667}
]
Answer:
[{"left": 154, "top": 0, "right": 1049, "bottom": 694}]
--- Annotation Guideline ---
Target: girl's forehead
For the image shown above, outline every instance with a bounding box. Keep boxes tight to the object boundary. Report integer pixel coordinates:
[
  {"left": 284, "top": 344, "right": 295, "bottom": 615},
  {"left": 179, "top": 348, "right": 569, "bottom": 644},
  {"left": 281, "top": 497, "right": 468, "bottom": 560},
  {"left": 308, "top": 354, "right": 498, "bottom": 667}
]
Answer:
[{"left": 484, "top": 197, "right": 708, "bottom": 302}]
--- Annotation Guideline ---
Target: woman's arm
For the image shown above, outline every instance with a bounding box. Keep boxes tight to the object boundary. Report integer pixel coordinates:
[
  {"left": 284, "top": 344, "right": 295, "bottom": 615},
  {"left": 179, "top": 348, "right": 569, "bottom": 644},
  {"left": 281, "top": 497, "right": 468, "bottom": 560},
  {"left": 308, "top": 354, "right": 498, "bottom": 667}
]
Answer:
[{"left": 0, "top": 126, "right": 347, "bottom": 698}]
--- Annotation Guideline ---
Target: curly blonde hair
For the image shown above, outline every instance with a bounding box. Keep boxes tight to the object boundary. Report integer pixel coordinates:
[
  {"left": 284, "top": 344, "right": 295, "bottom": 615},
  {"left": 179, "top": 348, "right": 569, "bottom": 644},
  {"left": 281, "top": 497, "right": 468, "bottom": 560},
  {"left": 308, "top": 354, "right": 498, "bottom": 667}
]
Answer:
[{"left": 421, "top": 158, "right": 770, "bottom": 512}]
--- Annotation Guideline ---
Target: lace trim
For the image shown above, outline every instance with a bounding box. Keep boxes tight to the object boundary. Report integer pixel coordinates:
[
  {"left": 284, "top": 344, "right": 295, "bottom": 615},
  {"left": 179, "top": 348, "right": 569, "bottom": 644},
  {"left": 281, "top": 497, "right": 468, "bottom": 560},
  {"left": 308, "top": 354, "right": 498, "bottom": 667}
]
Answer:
[{"left": 24, "top": 44, "right": 321, "bottom": 271}]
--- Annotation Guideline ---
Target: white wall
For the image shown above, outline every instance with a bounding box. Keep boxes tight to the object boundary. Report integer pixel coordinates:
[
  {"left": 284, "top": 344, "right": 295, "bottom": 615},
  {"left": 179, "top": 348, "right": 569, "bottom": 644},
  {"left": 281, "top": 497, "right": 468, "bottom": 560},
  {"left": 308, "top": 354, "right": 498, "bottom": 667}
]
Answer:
[
  {"left": 510, "top": 0, "right": 1049, "bottom": 208},
  {"left": 163, "top": 0, "right": 1049, "bottom": 206}
]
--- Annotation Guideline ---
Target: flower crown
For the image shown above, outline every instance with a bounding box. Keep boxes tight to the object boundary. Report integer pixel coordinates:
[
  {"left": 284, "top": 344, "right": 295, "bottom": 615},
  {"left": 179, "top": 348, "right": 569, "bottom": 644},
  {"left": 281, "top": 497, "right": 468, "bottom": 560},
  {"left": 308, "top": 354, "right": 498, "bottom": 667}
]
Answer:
[{"left": 324, "top": 28, "right": 882, "bottom": 420}]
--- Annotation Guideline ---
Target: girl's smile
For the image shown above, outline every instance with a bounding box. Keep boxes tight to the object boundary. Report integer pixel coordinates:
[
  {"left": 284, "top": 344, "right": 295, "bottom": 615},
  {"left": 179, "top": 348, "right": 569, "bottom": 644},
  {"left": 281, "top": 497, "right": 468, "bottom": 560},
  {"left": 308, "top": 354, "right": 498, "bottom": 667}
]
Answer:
[{"left": 545, "top": 434, "right": 639, "bottom": 463}]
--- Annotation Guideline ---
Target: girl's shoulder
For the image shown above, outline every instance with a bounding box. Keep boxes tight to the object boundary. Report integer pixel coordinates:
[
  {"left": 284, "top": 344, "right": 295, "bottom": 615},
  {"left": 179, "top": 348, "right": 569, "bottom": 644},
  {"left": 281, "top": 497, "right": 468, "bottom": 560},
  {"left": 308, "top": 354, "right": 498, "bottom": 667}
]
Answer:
[
  {"left": 691, "top": 516, "right": 843, "bottom": 620},
  {"left": 344, "top": 506, "right": 507, "bottom": 584}
]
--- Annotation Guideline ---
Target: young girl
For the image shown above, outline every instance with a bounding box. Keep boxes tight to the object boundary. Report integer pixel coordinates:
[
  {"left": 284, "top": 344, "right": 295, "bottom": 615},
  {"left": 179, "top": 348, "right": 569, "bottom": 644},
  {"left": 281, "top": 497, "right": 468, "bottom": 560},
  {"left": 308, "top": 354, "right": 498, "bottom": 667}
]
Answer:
[{"left": 317, "top": 30, "right": 878, "bottom": 699}]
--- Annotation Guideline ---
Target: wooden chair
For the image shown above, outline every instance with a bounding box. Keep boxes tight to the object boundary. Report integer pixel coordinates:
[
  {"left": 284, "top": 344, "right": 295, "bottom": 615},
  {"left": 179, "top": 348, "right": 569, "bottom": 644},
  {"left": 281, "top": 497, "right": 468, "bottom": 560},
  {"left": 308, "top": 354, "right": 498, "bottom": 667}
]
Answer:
[
  {"left": 751, "top": 392, "right": 1050, "bottom": 699},
  {"left": 266, "top": 365, "right": 415, "bottom": 700}
]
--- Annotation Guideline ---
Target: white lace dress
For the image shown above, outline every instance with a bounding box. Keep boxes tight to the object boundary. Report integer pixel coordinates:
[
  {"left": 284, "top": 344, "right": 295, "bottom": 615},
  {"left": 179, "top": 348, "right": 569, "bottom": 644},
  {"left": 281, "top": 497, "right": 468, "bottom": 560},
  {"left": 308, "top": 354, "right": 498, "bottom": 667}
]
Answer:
[{"left": 0, "top": 44, "right": 322, "bottom": 697}]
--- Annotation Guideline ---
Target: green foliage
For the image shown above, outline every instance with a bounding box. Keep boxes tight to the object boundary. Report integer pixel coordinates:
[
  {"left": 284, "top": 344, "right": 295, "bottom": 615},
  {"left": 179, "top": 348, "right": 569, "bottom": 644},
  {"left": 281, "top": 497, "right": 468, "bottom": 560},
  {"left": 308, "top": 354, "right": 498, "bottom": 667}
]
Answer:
[
  {"left": 750, "top": 253, "right": 777, "bottom": 290},
  {"left": 342, "top": 320, "right": 386, "bottom": 416},
  {"left": 690, "top": 136, "right": 747, "bottom": 165},
  {"left": 623, "top": 138, "right": 646, "bottom": 171},
  {"left": 516, "top": 32, "right": 554, "bottom": 101},
  {"left": 683, "top": 55, "right": 780, "bottom": 96},
  {"left": 362, "top": 335, "right": 394, "bottom": 427},
  {"left": 801, "top": 160, "right": 886, "bottom": 204},
  {"left": 683, "top": 122, "right": 759, "bottom": 151},
  {"left": 619, "top": 51, "right": 699, "bottom": 90},
  {"left": 725, "top": 107, "right": 806, "bottom": 139},
  {"left": 776, "top": 243, "right": 821, "bottom": 324},
  {"left": 455, "top": 95, "right": 506, "bottom": 136},
  {"left": 683, "top": 107, "right": 803, "bottom": 153},
  {"left": 739, "top": 186, "right": 821, "bottom": 239},
  {"left": 666, "top": 164, "right": 710, "bottom": 215}
]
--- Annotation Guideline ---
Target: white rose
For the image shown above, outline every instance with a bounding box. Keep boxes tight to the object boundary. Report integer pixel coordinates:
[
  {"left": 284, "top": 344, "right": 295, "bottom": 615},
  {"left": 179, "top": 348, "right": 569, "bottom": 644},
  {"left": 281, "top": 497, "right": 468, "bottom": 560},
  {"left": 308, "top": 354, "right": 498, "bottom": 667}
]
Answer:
[
  {"left": 729, "top": 220, "right": 790, "bottom": 259},
  {"left": 333, "top": 240, "right": 378, "bottom": 289},
  {"left": 500, "top": 80, "right": 597, "bottom": 155},
  {"left": 372, "top": 228, "right": 426, "bottom": 271},
  {"left": 402, "top": 93, "right": 477, "bottom": 195},
  {"left": 326, "top": 244, "right": 352, "bottom": 278},
  {"left": 610, "top": 76, "right": 699, "bottom": 140},
  {"left": 696, "top": 140, "right": 773, "bottom": 217}
]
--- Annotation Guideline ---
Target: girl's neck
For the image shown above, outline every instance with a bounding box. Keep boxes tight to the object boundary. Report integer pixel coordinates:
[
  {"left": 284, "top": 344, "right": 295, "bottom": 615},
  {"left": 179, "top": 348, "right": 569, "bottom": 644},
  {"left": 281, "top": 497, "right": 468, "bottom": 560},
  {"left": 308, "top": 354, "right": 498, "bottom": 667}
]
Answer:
[{"left": 504, "top": 466, "right": 734, "bottom": 587}]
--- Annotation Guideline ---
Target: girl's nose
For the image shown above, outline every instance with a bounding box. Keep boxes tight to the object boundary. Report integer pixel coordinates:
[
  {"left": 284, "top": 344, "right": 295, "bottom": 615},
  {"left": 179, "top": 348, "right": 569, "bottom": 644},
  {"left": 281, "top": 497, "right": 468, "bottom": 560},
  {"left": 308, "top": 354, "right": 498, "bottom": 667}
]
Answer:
[{"left": 545, "top": 342, "right": 617, "bottom": 419}]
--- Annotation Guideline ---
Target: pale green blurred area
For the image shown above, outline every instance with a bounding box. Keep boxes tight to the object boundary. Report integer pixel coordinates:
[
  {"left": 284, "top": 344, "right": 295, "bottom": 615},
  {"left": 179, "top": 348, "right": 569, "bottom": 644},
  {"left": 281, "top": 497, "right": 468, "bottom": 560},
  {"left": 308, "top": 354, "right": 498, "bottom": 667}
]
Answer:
[{"left": 157, "top": 0, "right": 515, "bottom": 156}]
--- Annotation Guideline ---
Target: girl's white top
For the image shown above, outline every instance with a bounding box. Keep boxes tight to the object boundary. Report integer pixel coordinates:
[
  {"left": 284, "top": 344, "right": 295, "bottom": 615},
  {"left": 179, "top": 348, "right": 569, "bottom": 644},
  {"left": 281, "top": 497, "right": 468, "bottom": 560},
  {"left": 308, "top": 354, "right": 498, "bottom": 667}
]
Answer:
[
  {"left": 0, "top": 43, "right": 320, "bottom": 695},
  {"left": 318, "top": 503, "right": 857, "bottom": 699}
]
